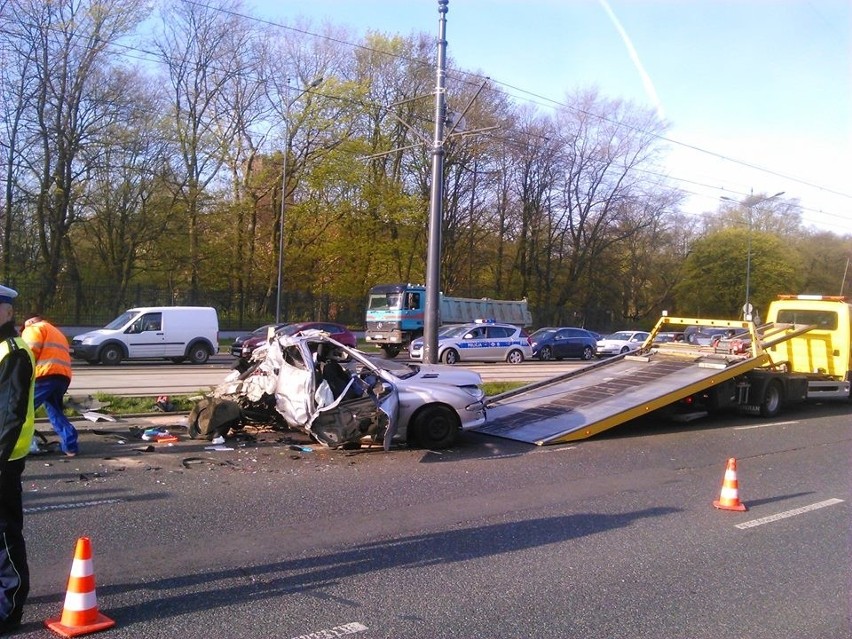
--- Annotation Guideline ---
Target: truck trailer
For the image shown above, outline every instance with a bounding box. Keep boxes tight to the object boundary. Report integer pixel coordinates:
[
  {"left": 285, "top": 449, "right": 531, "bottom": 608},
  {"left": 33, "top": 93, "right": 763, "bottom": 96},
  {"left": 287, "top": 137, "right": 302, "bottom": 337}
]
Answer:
[
  {"left": 364, "top": 283, "right": 532, "bottom": 358},
  {"left": 476, "top": 294, "right": 851, "bottom": 445}
]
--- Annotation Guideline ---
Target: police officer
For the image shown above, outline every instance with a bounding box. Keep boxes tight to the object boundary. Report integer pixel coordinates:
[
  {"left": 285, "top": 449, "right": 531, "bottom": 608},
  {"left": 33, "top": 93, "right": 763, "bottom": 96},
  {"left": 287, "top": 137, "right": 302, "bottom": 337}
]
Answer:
[{"left": 0, "top": 284, "right": 36, "bottom": 632}]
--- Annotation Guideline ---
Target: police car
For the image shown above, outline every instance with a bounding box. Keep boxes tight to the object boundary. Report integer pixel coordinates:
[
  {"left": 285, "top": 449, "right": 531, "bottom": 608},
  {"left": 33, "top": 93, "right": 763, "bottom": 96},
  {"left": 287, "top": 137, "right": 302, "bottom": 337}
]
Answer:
[{"left": 409, "top": 320, "right": 533, "bottom": 365}]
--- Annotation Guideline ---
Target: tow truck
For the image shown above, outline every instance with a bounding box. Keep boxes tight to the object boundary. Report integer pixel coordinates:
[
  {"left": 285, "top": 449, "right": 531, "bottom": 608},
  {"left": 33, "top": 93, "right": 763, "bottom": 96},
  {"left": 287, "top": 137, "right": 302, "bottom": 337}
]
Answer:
[{"left": 476, "top": 295, "right": 851, "bottom": 445}]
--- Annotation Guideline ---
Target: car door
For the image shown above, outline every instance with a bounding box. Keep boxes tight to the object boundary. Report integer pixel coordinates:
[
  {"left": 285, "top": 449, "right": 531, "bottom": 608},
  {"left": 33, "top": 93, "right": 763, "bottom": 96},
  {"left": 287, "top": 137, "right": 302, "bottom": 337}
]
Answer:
[
  {"left": 461, "top": 326, "right": 487, "bottom": 361},
  {"left": 124, "top": 312, "right": 165, "bottom": 358},
  {"left": 485, "top": 326, "right": 512, "bottom": 361},
  {"left": 551, "top": 328, "right": 575, "bottom": 358}
]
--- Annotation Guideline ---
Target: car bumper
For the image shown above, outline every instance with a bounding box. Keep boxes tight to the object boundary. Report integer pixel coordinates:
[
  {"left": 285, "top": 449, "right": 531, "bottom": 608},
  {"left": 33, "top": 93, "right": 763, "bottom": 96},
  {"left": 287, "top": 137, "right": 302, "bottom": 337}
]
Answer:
[{"left": 70, "top": 344, "right": 98, "bottom": 360}]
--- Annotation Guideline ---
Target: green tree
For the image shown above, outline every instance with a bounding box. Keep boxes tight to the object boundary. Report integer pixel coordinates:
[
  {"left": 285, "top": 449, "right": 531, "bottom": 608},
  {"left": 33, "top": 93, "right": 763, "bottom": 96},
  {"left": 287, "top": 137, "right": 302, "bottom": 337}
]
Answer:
[{"left": 674, "top": 228, "right": 801, "bottom": 319}]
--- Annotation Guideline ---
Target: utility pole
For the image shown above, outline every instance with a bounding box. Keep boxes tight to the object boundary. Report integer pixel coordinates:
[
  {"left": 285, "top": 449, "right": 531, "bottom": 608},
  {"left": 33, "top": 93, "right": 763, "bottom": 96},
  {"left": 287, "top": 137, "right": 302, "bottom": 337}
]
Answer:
[{"left": 423, "top": 0, "right": 449, "bottom": 365}]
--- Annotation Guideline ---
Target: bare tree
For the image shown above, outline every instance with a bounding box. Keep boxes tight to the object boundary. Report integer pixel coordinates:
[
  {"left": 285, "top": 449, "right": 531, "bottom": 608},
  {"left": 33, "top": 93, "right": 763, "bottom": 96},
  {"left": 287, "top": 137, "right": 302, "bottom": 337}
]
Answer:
[{"left": 153, "top": 0, "right": 251, "bottom": 302}]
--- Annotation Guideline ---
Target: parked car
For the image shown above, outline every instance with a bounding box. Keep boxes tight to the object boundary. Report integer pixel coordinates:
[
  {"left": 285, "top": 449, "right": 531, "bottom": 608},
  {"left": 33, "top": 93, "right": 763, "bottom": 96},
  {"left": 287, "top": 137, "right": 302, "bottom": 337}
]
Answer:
[
  {"left": 529, "top": 327, "right": 597, "bottom": 361},
  {"left": 595, "top": 330, "right": 651, "bottom": 356},
  {"left": 230, "top": 323, "right": 288, "bottom": 357},
  {"left": 208, "top": 332, "right": 487, "bottom": 449},
  {"left": 683, "top": 325, "right": 726, "bottom": 346},
  {"left": 71, "top": 306, "right": 219, "bottom": 365},
  {"left": 233, "top": 321, "right": 357, "bottom": 363},
  {"left": 409, "top": 320, "right": 533, "bottom": 365},
  {"left": 652, "top": 331, "right": 685, "bottom": 344}
]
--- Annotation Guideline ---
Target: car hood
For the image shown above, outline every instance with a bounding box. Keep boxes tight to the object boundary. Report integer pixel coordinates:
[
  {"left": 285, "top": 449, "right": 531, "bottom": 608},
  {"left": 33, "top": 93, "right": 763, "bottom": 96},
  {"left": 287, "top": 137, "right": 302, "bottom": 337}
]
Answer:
[{"left": 401, "top": 363, "right": 482, "bottom": 387}]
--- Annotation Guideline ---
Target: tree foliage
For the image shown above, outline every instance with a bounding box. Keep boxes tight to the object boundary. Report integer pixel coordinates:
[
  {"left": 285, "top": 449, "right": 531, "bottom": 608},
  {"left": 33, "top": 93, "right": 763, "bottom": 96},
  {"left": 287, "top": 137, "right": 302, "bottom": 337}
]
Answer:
[{"left": 0, "top": 1, "right": 848, "bottom": 329}]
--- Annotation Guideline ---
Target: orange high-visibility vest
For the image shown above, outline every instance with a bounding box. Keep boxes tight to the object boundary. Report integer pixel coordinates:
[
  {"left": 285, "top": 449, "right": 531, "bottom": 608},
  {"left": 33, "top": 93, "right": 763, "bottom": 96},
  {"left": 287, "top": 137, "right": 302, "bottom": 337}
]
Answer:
[{"left": 22, "top": 320, "right": 72, "bottom": 379}]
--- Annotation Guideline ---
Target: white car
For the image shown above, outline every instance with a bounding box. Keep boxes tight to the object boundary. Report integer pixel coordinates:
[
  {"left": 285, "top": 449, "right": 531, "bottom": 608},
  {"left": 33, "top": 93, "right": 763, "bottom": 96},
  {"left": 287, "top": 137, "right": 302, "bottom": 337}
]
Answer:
[
  {"left": 409, "top": 320, "right": 533, "bottom": 365},
  {"left": 209, "top": 332, "right": 487, "bottom": 450},
  {"left": 596, "top": 330, "right": 651, "bottom": 357}
]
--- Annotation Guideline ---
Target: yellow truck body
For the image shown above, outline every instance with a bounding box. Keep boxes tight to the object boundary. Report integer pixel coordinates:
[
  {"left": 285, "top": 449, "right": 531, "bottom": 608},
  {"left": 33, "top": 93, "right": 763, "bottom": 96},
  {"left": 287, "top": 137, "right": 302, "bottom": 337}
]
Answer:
[{"left": 764, "top": 294, "right": 851, "bottom": 386}]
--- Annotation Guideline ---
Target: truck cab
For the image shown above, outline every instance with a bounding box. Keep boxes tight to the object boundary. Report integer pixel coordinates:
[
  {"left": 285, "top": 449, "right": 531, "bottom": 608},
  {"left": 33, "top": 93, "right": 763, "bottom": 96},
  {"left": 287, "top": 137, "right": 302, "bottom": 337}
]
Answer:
[{"left": 765, "top": 294, "right": 851, "bottom": 398}]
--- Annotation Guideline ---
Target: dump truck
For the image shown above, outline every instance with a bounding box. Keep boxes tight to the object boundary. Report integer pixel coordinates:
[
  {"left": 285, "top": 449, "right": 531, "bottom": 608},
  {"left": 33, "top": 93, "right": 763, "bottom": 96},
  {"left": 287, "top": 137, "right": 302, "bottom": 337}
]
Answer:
[
  {"left": 475, "top": 294, "right": 850, "bottom": 445},
  {"left": 364, "top": 283, "right": 532, "bottom": 358}
]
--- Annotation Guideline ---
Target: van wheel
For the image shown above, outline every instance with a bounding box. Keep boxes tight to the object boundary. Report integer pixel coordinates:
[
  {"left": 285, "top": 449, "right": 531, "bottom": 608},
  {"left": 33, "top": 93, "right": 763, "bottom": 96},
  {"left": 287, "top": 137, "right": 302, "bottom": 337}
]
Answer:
[
  {"left": 100, "top": 344, "right": 123, "bottom": 366},
  {"left": 412, "top": 405, "right": 459, "bottom": 449},
  {"left": 759, "top": 380, "right": 783, "bottom": 417},
  {"left": 188, "top": 344, "right": 210, "bottom": 365}
]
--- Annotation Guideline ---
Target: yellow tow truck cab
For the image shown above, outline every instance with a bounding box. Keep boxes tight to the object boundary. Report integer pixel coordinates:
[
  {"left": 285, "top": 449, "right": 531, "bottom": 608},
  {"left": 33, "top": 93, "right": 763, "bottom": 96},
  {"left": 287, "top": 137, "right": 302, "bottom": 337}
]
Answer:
[{"left": 765, "top": 294, "right": 851, "bottom": 398}]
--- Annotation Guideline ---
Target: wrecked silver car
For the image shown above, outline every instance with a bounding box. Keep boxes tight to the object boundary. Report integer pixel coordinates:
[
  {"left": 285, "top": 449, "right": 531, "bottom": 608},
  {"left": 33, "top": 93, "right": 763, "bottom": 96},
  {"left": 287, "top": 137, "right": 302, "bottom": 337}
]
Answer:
[{"left": 209, "top": 331, "right": 487, "bottom": 450}]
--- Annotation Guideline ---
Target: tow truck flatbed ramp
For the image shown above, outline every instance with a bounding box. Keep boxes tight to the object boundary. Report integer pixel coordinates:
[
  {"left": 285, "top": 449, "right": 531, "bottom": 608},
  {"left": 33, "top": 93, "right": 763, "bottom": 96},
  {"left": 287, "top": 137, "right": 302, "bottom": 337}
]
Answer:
[
  {"left": 476, "top": 350, "right": 769, "bottom": 446},
  {"left": 473, "top": 318, "right": 814, "bottom": 446}
]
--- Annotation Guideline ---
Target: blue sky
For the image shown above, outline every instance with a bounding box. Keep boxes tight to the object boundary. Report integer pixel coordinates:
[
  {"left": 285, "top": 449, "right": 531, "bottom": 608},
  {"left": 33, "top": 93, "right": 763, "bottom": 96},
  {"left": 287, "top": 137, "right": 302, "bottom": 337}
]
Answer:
[{"left": 252, "top": 0, "right": 850, "bottom": 233}]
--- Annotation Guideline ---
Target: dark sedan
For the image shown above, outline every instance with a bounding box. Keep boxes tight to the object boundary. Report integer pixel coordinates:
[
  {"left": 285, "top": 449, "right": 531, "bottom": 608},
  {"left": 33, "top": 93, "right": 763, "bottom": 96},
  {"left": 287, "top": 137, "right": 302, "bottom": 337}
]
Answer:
[
  {"left": 529, "top": 326, "right": 597, "bottom": 361},
  {"left": 230, "top": 323, "right": 288, "bottom": 357},
  {"left": 233, "top": 321, "right": 358, "bottom": 363}
]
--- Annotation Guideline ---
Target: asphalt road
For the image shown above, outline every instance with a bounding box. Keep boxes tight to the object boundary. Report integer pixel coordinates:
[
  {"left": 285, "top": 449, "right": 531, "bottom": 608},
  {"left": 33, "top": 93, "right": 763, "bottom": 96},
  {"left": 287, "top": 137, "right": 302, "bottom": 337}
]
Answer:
[{"left": 16, "top": 400, "right": 851, "bottom": 638}]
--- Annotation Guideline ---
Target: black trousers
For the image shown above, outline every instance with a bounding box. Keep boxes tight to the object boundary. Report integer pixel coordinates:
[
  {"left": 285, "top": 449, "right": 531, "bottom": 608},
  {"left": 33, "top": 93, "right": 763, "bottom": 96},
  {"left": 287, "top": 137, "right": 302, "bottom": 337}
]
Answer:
[{"left": 0, "top": 458, "right": 28, "bottom": 624}]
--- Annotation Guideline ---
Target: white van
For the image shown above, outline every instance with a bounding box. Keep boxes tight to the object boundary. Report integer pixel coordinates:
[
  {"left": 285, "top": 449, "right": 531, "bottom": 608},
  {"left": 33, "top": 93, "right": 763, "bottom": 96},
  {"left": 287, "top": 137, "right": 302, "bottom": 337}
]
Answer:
[{"left": 70, "top": 306, "right": 219, "bottom": 365}]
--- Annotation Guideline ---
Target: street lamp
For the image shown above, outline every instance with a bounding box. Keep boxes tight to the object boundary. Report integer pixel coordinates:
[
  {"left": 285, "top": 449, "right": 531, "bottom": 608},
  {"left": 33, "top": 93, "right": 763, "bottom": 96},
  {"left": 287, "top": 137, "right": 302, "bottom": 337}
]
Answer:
[
  {"left": 275, "top": 76, "right": 323, "bottom": 324},
  {"left": 720, "top": 191, "right": 785, "bottom": 321}
]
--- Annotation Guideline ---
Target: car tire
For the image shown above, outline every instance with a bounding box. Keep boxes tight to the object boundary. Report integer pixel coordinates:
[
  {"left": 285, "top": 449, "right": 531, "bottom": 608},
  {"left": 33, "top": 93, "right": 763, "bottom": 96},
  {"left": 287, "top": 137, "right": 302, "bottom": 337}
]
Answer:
[
  {"left": 412, "top": 405, "right": 459, "bottom": 449},
  {"left": 620, "top": 346, "right": 630, "bottom": 354},
  {"left": 442, "top": 349, "right": 459, "bottom": 365},
  {"left": 100, "top": 344, "right": 123, "bottom": 366},
  {"left": 188, "top": 343, "right": 210, "bottom": 364},
  {"left": 582, "top": 346, "right": 594, "bottom": 360},
  {"left": 506, "top": 349, "right": 525, "bottom": 364},
  {"left": 539, "top": 346, "right": 553, "bottom": 361}
]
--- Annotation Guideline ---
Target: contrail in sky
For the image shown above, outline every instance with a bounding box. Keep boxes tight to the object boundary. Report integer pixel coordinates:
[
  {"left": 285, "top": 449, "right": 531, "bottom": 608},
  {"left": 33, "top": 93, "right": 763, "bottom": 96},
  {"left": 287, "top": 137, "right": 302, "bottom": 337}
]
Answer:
[{"left": 597, "top": 0, "right": 665, "bottom": 120}]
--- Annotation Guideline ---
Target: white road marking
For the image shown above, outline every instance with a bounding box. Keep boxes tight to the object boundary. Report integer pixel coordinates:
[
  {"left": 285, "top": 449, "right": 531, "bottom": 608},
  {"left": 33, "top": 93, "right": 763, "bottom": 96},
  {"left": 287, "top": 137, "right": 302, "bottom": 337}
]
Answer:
[
  {"left": 290, "top": 621, "right": 368, "bottom": 639},
  {"left": 735, "top": 498, "right": 845, "bottom": 529},
  {"left": 734, "top": 420, "right": 800, "bottom": 430},
  {"left": 24, "top": 498, "right": 123, "bottom": 513}
]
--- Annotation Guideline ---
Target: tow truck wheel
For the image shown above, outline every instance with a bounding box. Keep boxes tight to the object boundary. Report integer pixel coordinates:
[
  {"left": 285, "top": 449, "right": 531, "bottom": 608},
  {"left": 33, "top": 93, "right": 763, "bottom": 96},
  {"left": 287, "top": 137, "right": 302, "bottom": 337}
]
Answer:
[
  {"left": 442, "top": 349, "right": 459, "bottom": 365},
  {"left": 759, "top": 380, "right": 783, "bottom": 417},
  {"left": 538, "top": 346, "right": 553, "bottom": 361},
  {"left": 412, "top": 405, "right": 459, "bottom": 449}
]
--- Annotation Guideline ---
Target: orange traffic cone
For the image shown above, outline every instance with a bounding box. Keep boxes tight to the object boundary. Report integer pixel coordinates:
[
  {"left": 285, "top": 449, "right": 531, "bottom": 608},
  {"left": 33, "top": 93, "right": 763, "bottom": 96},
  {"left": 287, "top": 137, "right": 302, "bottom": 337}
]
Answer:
[
  {"left": 713, "top": 457, "right": 747, "bottom": 511},
  {"left": 45, "top": 537, "right": 116, "bottom": 637}
]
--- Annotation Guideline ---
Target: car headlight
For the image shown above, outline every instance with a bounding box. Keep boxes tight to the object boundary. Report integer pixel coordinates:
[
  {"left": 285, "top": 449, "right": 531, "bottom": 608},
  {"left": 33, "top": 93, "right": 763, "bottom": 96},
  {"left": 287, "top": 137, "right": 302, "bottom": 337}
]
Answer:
[{"left": 460, "top": 384, "right": 485, "bottom": 401}]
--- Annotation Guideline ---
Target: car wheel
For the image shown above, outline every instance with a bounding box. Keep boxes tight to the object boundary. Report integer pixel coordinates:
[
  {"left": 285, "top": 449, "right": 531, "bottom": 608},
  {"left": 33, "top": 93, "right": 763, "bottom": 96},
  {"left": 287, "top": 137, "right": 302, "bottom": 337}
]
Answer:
[
  {"left": 506, "top": 349, "right": 525, "bottom": 364},
  {"left": 412, "top": 405, "right": 459, "bottom": 449},
  {"left": 759, "top": 380, "right": 783, "bottom": 418},
  {"left": 100, "top": 344, "right": 123, "bottom": 366},
  {"left": 620, "top": 346, "right": 630, "bottom": 354},
  {"left": 442, "top": 349, "right": 459, "bottom": 365},
  {"left": 582, "top": 346, "right": 594, "bottom": 360},
  {"left": 188, "top": 343, "right": 210, "bottom": 364},
  {"left": 539, "top": 346, "right": 553, "bottom": 361}
]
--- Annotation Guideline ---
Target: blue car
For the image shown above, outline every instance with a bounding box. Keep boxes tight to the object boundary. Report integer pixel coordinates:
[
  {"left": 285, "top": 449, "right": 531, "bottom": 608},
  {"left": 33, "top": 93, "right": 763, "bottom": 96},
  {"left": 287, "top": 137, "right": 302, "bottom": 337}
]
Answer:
[{"left": 530, "top": 327, "right": 598, "bottom": 361}]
